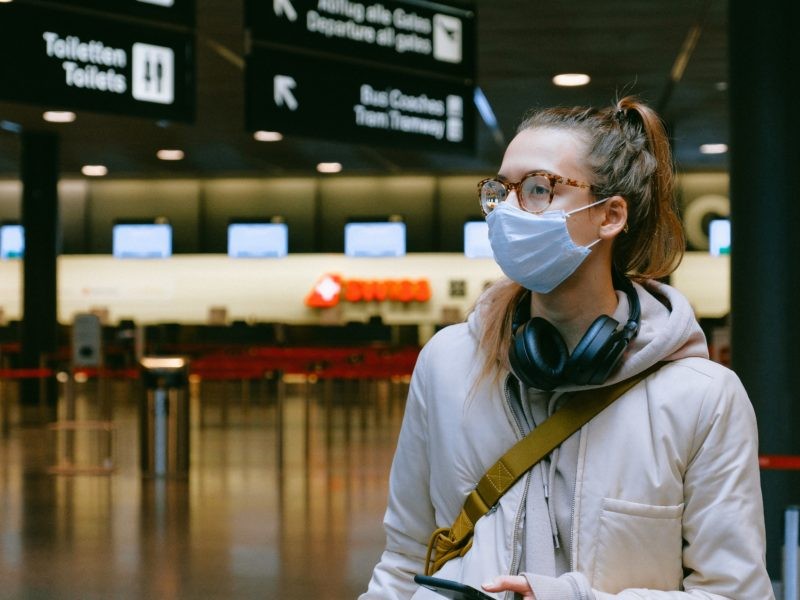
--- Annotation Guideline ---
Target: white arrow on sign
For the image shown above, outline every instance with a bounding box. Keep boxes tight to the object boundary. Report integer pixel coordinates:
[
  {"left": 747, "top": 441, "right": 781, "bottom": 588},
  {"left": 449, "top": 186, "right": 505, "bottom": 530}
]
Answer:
[
  {"left": 274, "top": 0, "right": 298, "bottom": 22},
  {"left": 274, "top": 75, "right": 298, "bottom": 111}
]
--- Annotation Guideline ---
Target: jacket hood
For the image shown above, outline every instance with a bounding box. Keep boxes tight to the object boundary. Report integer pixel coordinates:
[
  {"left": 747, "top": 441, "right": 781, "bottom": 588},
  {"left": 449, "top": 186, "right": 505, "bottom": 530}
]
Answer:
[{"left": 467, "top": 278, "right": 709, "bottom": 391}]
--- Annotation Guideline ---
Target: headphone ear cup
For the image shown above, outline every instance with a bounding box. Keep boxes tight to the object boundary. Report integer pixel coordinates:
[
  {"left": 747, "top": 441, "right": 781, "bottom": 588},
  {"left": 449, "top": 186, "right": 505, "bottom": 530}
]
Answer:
[
  {"left": 567, "top": 316, "right": 620, "bottom": 385},
  {"left": 509, "top": 317, "right": 569, "bottom": 391}
]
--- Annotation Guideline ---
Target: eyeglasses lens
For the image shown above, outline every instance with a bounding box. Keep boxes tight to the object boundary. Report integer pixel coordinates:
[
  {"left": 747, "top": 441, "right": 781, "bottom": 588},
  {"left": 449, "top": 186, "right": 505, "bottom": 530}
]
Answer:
[
  {"left": 480, "top": 179, "right": 506, "bottom": 214},
  {"left": 519, "top": 175, "right": 552, "bottom": 213},
  {"left": 480, "top": 175, "right": 553, "bottom": 215}
]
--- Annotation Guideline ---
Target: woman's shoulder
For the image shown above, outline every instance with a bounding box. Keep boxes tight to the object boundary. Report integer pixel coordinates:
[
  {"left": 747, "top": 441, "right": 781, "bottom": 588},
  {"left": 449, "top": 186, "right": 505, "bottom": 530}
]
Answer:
[
  {"left": 646, "top": 357, "right": 753, "bottom": 421},
  {"left": 415, "top": 321, "right": 489, "bottom": 392},
  {"left": 655, "top": 357, "right": 745, "bottom": 393},
  {"left": 420, "top": 321, "right": 478, "bottom": 357}
]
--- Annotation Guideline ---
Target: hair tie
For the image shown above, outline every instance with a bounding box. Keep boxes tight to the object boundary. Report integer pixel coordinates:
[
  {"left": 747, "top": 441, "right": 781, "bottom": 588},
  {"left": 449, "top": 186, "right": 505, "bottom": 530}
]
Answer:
[{"left": 614, "top": 108, "right": 626, "bottom": 124}]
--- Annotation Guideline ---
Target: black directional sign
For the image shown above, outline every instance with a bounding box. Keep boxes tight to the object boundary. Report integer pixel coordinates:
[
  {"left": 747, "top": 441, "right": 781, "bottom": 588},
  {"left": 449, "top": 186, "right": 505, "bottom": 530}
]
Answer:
[
  {"left": 41, "top": 0, "right": 196, "bottom": 26},
  {"left": 244, "top": 0, "right": 476, "bottom": 153},
  {"left": 0, "top": 3, "right": 195, "bottom": 122},
  {"left": 246, "top": 0, "right": 475, "bottom": 81},
  {"left": 246, "top": 46, "right": 473, "bottom": 152}
]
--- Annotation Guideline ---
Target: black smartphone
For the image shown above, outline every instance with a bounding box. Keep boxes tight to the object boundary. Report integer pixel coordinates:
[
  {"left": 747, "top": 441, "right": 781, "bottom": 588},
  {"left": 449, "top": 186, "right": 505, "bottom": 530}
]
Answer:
[{"left": 413, "top": 574, "right": 494, "bottom": 600}]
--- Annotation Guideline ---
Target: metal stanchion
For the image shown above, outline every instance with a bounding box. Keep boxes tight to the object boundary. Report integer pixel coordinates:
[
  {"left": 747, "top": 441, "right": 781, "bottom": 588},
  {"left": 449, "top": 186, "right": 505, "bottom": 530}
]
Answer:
[
  {"left": 139, "top": 357, "right": 190, "bottom": 478},
  {"left": 785, "top": 506, "right": 799, "bottom": 600}
]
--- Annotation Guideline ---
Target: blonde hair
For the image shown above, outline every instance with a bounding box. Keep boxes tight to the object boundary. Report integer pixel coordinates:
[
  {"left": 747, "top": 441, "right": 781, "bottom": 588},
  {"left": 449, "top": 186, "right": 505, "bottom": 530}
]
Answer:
[{"left": 474, "top": 96, "right": 685, "bottom": 383}]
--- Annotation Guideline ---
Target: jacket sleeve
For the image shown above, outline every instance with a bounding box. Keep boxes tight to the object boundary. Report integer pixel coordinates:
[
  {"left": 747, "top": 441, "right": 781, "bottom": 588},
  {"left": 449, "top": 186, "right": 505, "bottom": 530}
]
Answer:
[
  {"left": 359, "top": 345, "right": 436, "bottom": 600},
  {"left": 523, "top": 367, "right": 774, "bottom": 600}
]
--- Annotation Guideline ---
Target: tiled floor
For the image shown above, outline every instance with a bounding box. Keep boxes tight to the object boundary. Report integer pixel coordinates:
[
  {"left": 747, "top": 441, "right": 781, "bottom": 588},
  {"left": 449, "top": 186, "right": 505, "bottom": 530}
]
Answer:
[{"left": 0, "top": 377, "right": 405, "bottom": 599}]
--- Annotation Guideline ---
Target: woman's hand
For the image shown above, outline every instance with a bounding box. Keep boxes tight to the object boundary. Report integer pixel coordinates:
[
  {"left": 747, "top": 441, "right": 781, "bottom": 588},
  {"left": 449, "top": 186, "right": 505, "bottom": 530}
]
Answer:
[{"left": 482, "top": 575, "right": 535, "bottom": 599}]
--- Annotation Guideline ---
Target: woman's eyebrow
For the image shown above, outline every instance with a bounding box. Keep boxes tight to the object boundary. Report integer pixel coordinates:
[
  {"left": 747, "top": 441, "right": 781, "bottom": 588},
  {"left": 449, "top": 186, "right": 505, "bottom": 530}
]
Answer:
[{"left": 497, "top": 170, "right": 556, "bottom": 181}]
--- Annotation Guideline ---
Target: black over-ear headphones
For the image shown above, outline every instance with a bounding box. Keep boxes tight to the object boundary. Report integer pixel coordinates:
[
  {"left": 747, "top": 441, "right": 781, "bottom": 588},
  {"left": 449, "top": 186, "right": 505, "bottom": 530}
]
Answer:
[{"left": 508, "top": 270, "right": 641, "bottom": 390}]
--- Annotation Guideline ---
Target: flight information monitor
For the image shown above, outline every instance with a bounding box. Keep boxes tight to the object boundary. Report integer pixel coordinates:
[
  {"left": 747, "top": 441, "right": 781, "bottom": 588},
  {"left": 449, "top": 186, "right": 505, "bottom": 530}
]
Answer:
[
  {"left": 344, "top": 221, "right": 406, "bottom": 257},
  {"left": 709, "top": 219, "right": 730, "bottom": 256},
  {"left": 0, "top": 224, "right": 24, "bottom": 259},
  {"left": 463, "top": 220, "right": 493, "bottom": 258},
  {"left": 112, "top": 222, "right": 172, "bottom": 258},
  {"left": 227, "top": 222, "right": 288, "bottom": 258}
]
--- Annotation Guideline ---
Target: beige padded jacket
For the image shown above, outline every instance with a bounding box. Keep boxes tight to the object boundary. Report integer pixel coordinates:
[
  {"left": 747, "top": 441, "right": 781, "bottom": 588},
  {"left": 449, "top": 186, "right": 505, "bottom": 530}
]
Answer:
[{"left": 361, "top": 281, "right": 773, "bottom": 600}]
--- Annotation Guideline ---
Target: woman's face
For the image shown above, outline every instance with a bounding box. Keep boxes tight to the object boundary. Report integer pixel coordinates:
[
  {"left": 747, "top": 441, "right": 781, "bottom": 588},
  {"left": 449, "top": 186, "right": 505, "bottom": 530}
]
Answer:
[{"left": 498, "top": 127, "right": 603, "bottom": 246}]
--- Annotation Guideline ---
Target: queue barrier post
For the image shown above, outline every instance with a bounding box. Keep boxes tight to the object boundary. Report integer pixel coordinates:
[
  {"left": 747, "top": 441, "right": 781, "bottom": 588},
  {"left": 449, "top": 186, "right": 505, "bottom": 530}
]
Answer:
[
  {"left": 139, "top": 357, "right": 190, "bottom": 478},
  {"left": 785, "top": 506, "right": 800, "bottom": 600},
  {"left": 0, "top": 377, "right": 9, "bottom": 436}
]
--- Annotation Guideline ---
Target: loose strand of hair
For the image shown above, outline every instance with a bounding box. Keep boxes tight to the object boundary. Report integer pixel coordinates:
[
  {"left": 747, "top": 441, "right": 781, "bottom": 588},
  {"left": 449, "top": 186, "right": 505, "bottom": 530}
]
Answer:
[{"left": 473, "top": 278, "right": 524, "bottom": 386}]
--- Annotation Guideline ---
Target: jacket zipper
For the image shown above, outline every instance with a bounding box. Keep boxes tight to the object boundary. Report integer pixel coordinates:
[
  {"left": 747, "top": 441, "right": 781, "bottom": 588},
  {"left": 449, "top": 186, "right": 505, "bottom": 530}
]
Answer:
[
  {"left": 569, "top": 490, "right": 576, "bottom": 572},
  {"left": 503, "top": 375, "right": 527, "bottom": 587},
  {"left": 549, "top": 391, "right": 576, "bottom": 572},
  {"left": 568, "top": 422, "right": 583, "bottom": 573},
  {"left": 566, "top": 391, "right": 589, "bottom": 574},
  {"left": 508, "top": 475, "right": 530, "bottom": 584}
]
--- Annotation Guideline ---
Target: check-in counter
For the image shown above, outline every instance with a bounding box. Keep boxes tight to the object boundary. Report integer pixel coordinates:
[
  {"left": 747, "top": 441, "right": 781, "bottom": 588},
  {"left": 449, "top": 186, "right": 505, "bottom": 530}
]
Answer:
[{"left": 0, "top": 252, "right": 730, "bottom": 337}]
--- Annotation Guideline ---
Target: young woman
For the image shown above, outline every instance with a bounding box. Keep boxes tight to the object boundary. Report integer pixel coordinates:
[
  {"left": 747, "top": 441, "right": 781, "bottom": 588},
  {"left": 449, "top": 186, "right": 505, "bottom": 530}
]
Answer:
[{"left": 361, "top": 97, "right": 772, "bottom": 599}]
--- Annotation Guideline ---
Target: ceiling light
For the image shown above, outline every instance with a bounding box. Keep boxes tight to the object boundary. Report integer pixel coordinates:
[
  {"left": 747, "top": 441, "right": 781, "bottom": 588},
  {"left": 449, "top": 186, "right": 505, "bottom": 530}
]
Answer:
[
  {"left": 81, "top": 165, "right": 108, "bottom": 177},
  {"left": 0, "top": 1, "right": 14, "bottom": 4},
  {"left": 715, "top": 81, "right": 728, "bottom": 91},
  {"left": 552, "top": 73, "right": 590, "bottom": 87},
  {"left": 316, "top": 162, "right": 342, "bottom": 174},
  {"left": 699, "top": 143, "right": 728, "bottom": 154},
  {"left": 43, "top": 111, "right": 76, "bottom": 123},
  {"left": 157, "top": 149, "right": 184, "bottom": 161},
  {"left": 254, "top": 130, "right": 283, "bottom": 142}
]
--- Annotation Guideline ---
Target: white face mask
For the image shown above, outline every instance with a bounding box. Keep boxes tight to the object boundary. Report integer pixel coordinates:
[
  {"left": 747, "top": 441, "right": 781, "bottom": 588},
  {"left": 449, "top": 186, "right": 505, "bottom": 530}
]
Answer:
[{"left": 486, "top": 198, "right": 609, "bottom": 293}]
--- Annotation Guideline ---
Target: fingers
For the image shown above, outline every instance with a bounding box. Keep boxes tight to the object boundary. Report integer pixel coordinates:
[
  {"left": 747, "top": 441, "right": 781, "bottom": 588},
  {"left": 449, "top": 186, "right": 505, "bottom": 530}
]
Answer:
[{"left": 482, "top": 575, "right": 532, "bottom": 594}]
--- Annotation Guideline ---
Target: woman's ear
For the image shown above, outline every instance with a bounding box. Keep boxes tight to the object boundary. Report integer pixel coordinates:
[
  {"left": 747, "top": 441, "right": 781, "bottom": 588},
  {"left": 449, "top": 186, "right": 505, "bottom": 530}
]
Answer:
[{"left": 599, "top": 196, "right": 628, "bottom": 239}]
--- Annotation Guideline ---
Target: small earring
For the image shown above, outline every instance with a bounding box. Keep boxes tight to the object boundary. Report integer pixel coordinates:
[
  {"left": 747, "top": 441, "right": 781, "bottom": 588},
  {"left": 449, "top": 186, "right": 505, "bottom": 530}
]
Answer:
[{"left": 623, "top": 223, "right": 630, "bottom": 233}]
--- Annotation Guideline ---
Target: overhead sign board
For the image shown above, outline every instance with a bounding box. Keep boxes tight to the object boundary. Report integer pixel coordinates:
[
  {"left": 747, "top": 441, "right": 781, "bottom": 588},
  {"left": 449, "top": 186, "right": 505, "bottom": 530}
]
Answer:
[
  {"left": 246, "top": 46, "right": 474, "bottom": 152},
  {"left": 0, "top": 3, "right": 195, "bottom": 122},
  {"left": 246, "top": 0, "right": 475, "bottom": 80},
  {"left": 39, "top": 0, "right": 196, "bottom": 26}
]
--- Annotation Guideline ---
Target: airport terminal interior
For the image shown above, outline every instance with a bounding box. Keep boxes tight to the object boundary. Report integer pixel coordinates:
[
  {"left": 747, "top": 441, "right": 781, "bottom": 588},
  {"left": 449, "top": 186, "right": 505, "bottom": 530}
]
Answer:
[
  {"left": 2, "top": 0, "right": 795, "bottom": 598},
  {"left": 1, "top": 347, "right": 406, "bottom": 598}
]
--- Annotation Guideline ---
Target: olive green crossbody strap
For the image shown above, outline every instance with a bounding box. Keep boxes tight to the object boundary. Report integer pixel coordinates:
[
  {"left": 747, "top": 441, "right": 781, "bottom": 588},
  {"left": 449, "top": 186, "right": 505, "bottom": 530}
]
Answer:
[{"left": 424, "top": 362, "right": 663, "bottom": 576}]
